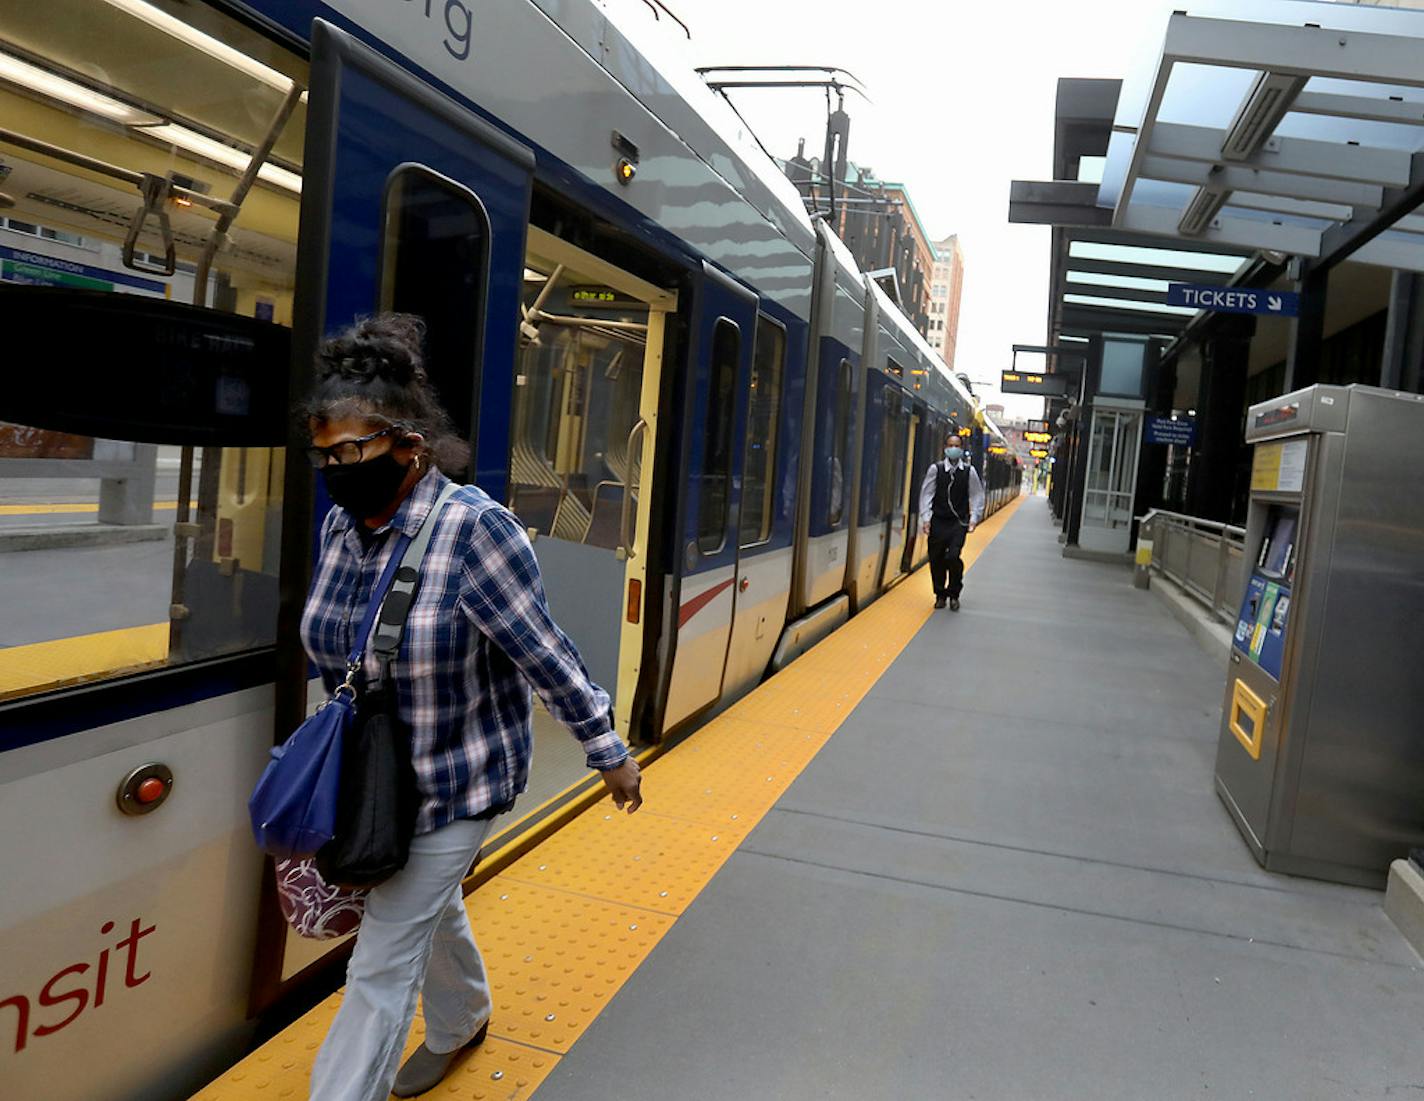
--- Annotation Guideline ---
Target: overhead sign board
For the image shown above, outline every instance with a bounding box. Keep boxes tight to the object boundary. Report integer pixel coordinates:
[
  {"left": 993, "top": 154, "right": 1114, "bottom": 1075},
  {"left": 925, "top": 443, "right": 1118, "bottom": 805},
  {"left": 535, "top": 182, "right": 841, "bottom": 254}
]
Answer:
[
  {"left": 1029, "top": 448, "right": 1050, "bottom": 459},
  {"left": 1166, "top": 283, "right": 1300, "bottom": 317},
  {"left": 1023, "top": 430, "right": 1053, "bottom": 444},
  {"left": 1027, "top": 420, "right": 1050, "bottom": 434},
  {"left": 1001, "top": 371, "right": 1068, "bottom": 397},
  {"left": 1144, "top": 415, "right": 1197, "bottom": 447}
]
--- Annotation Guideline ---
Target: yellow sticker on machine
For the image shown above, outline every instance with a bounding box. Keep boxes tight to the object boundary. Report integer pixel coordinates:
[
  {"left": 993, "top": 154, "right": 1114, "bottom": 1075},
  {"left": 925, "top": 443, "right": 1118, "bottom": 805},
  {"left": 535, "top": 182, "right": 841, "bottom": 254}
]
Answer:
[{"left": 1251, "top": 441, "right": 1283, "bottom": 491}]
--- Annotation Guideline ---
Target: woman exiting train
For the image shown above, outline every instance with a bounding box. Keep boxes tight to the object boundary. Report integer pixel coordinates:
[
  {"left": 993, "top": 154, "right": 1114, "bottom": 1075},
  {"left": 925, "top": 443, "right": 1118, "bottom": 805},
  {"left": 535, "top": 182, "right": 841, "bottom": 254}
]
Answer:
[{"left": 298, "top": 314, "right": 643, "bottom": 1100}]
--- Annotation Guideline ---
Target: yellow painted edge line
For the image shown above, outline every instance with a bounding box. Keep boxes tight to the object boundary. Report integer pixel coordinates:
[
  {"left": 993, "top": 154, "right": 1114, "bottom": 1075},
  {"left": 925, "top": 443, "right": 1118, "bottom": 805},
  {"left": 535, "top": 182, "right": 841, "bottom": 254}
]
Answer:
[
  {"left": 193, "top": 497, "right": 1023, "bottom": 1101},
  {"left": 0, "top": 500, "right": 180, "bottom": 516}
]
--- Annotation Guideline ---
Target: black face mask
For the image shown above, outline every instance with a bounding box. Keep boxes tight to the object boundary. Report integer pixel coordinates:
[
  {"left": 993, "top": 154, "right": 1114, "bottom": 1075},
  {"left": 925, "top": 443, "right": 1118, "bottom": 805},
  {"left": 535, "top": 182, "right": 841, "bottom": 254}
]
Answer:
[{"left": 321, "top": 452, "right": 412, "bottom": 520}]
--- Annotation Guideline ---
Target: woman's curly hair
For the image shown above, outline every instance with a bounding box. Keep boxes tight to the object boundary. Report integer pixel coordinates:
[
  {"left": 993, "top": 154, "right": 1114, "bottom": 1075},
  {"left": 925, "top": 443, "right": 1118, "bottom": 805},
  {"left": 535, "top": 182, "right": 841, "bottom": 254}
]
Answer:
[{"left": 303, "top": 313, "right": 470, "bottom": 474}]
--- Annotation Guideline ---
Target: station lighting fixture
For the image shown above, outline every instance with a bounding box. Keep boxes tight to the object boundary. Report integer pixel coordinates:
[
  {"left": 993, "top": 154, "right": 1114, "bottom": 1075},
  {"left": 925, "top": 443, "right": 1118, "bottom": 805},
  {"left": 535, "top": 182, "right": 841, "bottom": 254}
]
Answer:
[
  {"left": 1221, "top": 71, "right": 1308, "bottom": 162},
  {"left": 1178, "top": 69, "right": 1307, "bottom": 237},
  {"left": 98, "top": 0, "right": 303, "bottom": 96},
  {"left": 1177, "top": 182, "right": 1227, "bottom": 237}
]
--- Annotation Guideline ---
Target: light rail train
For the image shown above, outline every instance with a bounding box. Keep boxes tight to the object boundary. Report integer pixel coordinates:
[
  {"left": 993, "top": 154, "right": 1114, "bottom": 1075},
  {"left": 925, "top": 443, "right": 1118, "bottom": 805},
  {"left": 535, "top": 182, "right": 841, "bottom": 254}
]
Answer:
[{"left": 0, "top": 3, "right": 1019, "bottom": 1098}]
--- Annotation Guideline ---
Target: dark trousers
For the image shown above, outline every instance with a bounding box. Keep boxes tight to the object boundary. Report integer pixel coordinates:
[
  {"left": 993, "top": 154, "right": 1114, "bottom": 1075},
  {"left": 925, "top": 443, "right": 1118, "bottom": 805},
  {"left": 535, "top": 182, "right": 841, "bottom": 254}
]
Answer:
[{"left": 928, "top": 521, "right": 968, "bottom": 599}]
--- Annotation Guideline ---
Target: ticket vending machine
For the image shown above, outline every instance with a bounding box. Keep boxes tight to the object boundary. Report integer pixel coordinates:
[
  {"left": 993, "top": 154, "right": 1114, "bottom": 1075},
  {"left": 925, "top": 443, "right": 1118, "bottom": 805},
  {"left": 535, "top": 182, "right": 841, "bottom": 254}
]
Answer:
[{"left": 1215, "top": 384, "right": 1424, "bottom": 888}]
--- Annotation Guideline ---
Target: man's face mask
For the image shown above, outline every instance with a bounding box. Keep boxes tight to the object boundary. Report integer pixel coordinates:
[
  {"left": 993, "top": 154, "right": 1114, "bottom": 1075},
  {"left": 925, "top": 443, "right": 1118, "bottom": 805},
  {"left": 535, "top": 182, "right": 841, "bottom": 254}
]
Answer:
[{"left": 945, "top": 446, "right": 964, "bottom": 463}]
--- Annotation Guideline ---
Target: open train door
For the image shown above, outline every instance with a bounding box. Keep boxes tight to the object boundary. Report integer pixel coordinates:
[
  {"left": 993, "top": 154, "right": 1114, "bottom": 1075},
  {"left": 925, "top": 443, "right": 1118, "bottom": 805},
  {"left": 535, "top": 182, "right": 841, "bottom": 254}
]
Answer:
[{"left": 254, "top": 18, "right": 535, "bottom": 1014}]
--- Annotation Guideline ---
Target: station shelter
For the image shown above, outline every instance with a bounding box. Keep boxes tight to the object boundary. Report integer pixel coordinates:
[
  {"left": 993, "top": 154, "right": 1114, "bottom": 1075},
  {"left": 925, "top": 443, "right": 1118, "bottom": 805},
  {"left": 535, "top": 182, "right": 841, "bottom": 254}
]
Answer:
[{"left": 1009, "top": 3, "right": 1424, "bottom": 557}]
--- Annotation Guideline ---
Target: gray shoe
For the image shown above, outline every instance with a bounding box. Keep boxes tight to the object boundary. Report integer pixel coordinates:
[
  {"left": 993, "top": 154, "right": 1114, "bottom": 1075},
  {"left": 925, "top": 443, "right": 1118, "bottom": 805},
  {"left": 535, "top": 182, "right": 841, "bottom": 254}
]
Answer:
[{"left": 392, "top": 1021, "right": 489, "bottom": 1097}]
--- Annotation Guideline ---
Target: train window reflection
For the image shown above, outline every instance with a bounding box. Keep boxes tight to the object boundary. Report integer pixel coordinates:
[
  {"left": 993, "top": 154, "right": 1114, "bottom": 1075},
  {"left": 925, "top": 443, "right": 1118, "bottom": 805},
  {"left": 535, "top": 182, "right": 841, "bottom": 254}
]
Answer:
[
  {"left": 380, "top": 167, "right": 489, "bottom": 452},
  {"left": 0, "top": 4, "right": 305, "bottom": 702},
  {"left": 827, "top": 359, "right": 852, "bottom": 527},
  {"left": 739, "top": 315, "right": 785, "bottom": 548},
  {"left": 697, "top": 320, "right": 740, "bottom": 555}
]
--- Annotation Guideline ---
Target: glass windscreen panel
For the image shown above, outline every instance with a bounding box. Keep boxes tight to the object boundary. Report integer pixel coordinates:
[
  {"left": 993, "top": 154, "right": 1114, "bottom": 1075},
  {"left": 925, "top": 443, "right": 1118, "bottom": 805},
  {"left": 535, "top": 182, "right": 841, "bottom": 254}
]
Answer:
[
  {"left": 0, "top": 4, "right": 305, "bottom": 703},
  {"left": 508, "top": 267, "right": 649, "bottom": 550}
]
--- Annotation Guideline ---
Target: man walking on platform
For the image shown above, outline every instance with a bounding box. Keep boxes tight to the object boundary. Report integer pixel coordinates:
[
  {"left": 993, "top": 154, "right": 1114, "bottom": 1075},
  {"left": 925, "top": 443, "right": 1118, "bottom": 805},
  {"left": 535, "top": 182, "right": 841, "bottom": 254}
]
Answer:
[{"left": 919, "top": 432, "right": 985, "bottom": 611}]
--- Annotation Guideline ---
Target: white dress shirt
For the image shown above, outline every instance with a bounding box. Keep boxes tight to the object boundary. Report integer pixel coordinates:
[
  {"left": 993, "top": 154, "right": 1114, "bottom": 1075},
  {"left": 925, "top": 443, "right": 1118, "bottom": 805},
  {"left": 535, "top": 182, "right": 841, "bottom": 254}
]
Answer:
[{"left": 918, "top": 457, "right": 985, "bottom": 527}]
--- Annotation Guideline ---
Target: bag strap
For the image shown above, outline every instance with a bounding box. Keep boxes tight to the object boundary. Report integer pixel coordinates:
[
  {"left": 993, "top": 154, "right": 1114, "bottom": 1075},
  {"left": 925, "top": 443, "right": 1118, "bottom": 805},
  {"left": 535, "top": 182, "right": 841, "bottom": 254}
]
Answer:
[
  {"left": 344, "top": 530, "right": 414, "bottom": 677},
  {"left": 369, "top": 482, "right": 461, "bottom": 675}
]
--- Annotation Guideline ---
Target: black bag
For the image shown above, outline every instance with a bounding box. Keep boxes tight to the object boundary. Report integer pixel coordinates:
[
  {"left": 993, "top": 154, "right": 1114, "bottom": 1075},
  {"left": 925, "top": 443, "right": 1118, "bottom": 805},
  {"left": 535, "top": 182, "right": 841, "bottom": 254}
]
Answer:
[
  {"left": 314, "top": 483, "right": 458, "bottom": 889},
  {"left": 315, "top": 687, "right": 420, "bottom": 888}
]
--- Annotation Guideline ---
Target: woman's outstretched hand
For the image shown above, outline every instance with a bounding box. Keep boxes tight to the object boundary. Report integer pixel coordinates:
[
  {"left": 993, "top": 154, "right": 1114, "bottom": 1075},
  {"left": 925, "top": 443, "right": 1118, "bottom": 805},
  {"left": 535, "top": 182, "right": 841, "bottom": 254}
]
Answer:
[{"left": 601, "top": 758, "right": 643, "bottom": 814}]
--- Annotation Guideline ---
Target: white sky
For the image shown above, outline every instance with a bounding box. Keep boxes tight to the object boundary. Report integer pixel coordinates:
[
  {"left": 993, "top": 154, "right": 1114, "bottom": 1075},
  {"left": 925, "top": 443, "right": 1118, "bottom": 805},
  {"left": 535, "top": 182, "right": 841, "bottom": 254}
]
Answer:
[{"left": 625, "top": 0, "right": 1202, "bottom": 419}]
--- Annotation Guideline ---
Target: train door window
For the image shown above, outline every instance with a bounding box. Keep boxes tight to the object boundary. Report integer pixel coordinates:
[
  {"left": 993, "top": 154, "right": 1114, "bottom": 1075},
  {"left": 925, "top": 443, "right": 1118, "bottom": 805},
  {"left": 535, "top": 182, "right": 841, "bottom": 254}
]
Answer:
[
  {"left": 697, "top": 319, "right": 740, "bottom": 554},
  {"left": 0, "top": 4, "right": 306, "bottom": 704},
  {"left": 508, "top": 259, "right": 650, "bottom": 549},
  {"left": 827, "top": 358, "right": 853, "bottom": 526},
  {"left": 380, "top": 167, "right": 490, "bottom": 456},
  {"left": 739, "top": 315, "right": 785, "bottom": 548}
]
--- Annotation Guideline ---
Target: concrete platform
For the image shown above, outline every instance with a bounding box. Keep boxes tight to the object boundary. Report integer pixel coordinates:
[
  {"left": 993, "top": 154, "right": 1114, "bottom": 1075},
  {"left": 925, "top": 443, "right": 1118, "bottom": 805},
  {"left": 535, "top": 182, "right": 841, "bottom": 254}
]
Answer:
[{"left": 535, "top": 497, "right": 1424, "bottom": 1101}]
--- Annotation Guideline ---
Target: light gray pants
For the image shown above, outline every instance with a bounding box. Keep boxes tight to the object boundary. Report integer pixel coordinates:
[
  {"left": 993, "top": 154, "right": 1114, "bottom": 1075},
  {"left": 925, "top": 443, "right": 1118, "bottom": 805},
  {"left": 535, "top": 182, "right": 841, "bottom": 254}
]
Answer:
[{"left": 310, "top": 818, "right": 494, "bottom": 1101}]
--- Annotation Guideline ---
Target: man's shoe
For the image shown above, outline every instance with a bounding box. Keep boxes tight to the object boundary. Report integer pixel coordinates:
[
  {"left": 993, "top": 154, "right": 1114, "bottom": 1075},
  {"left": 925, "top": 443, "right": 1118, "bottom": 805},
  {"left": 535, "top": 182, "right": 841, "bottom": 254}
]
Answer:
[
  {"left": 949, "top": 597, "right": 960, "bottom": 612},
  {"left": 934, "top": 597, "right": 946, "bottom": 609},
  {"left": 393, "top": 1021, "right": 489, "bottom": 1097}
]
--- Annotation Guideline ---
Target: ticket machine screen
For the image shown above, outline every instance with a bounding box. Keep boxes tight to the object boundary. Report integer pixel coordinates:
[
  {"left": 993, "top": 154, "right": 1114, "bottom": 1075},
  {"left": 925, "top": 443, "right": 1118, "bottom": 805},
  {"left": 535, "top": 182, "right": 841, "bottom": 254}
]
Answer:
[{"left": 1233, "top": 506, "right": 1297, "bottom": 680}]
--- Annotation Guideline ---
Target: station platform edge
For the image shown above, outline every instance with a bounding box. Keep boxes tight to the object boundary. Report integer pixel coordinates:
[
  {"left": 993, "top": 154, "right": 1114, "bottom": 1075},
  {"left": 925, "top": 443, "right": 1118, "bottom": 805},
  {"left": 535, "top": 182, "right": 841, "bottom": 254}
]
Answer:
[{"left": 191, "top": 498, "right": 1023, "bottom": 1101}]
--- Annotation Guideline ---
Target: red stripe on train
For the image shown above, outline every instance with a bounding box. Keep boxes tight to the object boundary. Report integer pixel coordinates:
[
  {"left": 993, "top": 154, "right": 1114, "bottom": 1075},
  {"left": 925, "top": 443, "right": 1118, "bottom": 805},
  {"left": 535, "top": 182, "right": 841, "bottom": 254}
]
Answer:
[{"left": 677, "top": 577, "right": 736, "bottom": 628}]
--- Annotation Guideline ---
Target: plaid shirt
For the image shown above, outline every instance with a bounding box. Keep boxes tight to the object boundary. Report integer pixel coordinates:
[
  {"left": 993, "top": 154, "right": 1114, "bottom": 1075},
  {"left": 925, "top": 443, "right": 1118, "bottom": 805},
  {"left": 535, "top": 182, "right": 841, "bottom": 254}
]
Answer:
[{"left": 300, "top": 469, "right": 628, "bottom": 834}]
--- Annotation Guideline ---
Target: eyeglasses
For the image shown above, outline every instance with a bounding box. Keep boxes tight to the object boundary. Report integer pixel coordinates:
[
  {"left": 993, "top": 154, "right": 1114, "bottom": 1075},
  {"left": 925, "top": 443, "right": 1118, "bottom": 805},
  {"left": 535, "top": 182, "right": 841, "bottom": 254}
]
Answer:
[{"left": 305, "top": 425, "right": 403, "bottom": 469}]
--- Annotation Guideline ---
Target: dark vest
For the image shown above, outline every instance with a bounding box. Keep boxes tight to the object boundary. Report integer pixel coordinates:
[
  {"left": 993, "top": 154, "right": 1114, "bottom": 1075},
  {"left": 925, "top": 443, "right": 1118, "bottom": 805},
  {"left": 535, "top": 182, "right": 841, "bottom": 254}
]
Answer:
[{"left": 931, "top": 462, "right": 970, "bottom": 536}]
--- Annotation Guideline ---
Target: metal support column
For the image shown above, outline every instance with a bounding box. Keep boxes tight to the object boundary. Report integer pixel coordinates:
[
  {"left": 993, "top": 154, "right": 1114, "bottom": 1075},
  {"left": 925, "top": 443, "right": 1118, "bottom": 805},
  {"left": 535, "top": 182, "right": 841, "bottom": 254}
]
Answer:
[
  {"left": 1186, "top": 316, "right": 1254, "bottom": 523},
  {"left": 1283, "top": 265, "right": 1328, "bottom": 393},
  {"left": 1380, "top": 270, "right": 1424, "bottom": 394}
]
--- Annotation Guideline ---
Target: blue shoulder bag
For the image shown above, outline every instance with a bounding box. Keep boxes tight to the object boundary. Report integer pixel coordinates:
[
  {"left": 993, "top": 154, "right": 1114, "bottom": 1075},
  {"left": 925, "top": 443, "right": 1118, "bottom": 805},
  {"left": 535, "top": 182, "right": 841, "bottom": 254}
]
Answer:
[{"left": 249, "top": 486, "right": 453, "bottom": 859}]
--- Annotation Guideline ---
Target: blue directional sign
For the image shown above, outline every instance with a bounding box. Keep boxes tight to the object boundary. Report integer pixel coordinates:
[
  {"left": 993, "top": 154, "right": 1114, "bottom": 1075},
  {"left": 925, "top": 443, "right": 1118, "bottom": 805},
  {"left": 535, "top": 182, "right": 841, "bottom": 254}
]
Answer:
[
  {"left": 1166, "top": 283, "right": 1299, "bottom": 317},
  {"left": 1145, "top": 415, "right": 1197, "bottom": 446}
]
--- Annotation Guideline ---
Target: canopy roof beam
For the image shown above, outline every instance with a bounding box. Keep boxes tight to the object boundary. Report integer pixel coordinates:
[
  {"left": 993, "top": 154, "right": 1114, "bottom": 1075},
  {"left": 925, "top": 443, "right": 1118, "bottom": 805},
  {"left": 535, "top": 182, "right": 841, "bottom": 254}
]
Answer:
[{"left": 1139, "top": 155, "right": 1386, "bottom": 209}]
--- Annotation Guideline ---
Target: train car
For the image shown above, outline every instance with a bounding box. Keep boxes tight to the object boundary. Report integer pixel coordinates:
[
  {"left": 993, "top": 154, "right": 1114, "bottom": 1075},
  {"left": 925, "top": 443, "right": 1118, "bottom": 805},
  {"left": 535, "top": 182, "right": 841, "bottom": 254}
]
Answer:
[{"left": 0, "top": 3, "right": 1017, "bottom": 1099}]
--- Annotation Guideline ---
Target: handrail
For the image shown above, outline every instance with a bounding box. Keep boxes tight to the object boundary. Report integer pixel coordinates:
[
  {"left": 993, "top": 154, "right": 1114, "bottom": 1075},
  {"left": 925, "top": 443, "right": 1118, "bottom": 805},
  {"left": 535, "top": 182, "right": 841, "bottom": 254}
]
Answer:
[
  {"left": 1137, "top": 508, "right": 1246, "bottom": 622},
  {"left": 619, "top": 418, "right": 649, "bottom": 559},
  {"left": 1139, "top": 508, "right": 1245, "bottom": 541}
]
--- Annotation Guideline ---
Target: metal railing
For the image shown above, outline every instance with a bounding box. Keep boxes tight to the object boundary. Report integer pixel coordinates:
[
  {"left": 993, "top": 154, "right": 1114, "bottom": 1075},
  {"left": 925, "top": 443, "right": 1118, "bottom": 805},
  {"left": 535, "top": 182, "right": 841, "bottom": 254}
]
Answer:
[{"left": 1139, "top": 509, "right": 1246, "bottom": 622}]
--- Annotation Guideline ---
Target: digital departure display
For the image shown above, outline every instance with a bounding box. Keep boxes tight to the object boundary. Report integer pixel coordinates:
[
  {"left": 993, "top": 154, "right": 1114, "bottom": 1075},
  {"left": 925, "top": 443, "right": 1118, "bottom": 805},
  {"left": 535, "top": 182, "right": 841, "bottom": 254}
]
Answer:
[
  {"left": 1002, "top": 371, "right": 1068, "bottom": 397},
  {"left": 1254, "top": 403, "right": 1299, "bottom": 429}
]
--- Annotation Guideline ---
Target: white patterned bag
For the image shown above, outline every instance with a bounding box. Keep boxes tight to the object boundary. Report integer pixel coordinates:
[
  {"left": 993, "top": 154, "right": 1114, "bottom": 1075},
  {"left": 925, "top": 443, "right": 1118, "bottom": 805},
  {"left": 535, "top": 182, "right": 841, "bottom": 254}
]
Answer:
[{"left": 274, "top": 856, "right": 368, "bottom": 939}]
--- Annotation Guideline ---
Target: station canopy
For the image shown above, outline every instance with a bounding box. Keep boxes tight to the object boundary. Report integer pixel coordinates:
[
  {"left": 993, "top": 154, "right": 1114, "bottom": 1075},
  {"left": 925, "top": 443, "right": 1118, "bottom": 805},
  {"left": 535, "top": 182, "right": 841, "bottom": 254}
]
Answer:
[
  {"left": 1102, "top": 1, "right": 1424, "bottom": 274},
  {"left": 1010, "top": 1, "right": 1424, "bottom": 350}
]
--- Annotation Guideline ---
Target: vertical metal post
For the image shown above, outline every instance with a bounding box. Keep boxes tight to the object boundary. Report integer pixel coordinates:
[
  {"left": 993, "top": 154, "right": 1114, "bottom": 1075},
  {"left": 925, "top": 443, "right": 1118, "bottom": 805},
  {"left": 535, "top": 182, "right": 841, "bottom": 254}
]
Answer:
[
  {"left": 1283, "top": 264, "right": 1328, "bottom": 393},
  {"left": 1212, "top": 527, "right": 1231, "bottom": 620}
]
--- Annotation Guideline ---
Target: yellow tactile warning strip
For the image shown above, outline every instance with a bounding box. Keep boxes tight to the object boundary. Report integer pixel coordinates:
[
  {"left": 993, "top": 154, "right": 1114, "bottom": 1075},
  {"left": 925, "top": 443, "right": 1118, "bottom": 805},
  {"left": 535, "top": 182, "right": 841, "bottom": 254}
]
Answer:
[
  {"left": 192, "top": 498, "right": 1022, "bottom": 1100},
  {"left": 0, "top": 622, "right": 168, "bottom": 701}
]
